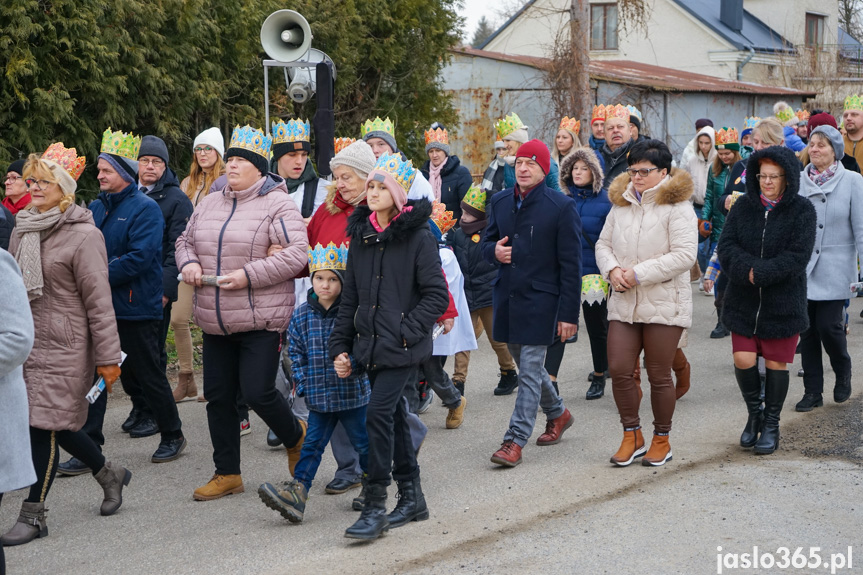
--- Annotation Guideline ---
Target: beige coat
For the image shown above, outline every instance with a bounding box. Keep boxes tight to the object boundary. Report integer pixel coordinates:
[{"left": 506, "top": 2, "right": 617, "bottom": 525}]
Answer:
[
  {"left": 9, "top": 204, "right": 122, "bottom": 431},
  {"left": 595, "top": 169, "right": 697, "bottom": 328}
]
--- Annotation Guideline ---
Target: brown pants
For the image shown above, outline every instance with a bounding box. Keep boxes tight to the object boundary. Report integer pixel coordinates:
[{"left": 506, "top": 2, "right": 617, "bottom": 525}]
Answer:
[
  {"left": 608, "top": 321, "right": 683, "bottom": 433},
  {"left": 453, "top": 306, "right": 517, "bottom": 383},
  {"left": 169, "top": 281, "right": 195, "bottom": 373}
]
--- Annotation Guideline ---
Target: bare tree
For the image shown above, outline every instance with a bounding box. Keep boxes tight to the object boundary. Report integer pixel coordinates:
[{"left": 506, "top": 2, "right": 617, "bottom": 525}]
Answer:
[{"left": 838, "top": 0, "right": 863, "bottom": 41}]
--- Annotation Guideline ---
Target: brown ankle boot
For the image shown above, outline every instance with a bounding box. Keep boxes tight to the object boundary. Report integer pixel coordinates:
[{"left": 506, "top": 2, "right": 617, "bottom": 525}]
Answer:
[
  {"left": 286, "top": 419, "right": 307, "bottom": 477},
  {"left": 673, "top": 349, "right": 691, "bottom": 399},
  {"left": 610, "top": 427, "right": 646, "bottom": 466},
  {"left": 94, "top": 461, "right": 132, "bottom": 516},
  {"left": 173, "top": 372, "right": 198, "bottom": 402},
  {"left": 0, "top": 502, "right": 48, "bottom": 546},
  {"left": 642, "top": 433, "right": 673, "bottom": 466}
]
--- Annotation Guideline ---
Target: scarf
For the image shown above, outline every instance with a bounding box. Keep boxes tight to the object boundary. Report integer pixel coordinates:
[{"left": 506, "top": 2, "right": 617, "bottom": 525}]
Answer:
[
  {"left": 760, "top": 193, "right": 781, "bottom": 211},
  {"left": 459, "top": 217, "right": 487, "bottom": 235},
  {"left": 808, "top": 161, "right": 839, "bottom": 187},
  {"left": 14, "top": 206, "right": 63, "bottom": 301},
  {"left": 285, "top": 160, "right": 318, "bottom": 194},
  {"left": 428, "top": 160, "right": 445, "bottom": 202},
  {"left": 504, "top": 155, "right": 515, "bottom": 167}
]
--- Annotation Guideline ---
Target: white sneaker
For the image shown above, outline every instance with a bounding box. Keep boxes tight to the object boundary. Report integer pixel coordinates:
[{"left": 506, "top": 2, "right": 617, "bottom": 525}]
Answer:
[{"left": 240, "top": 418, "right": 251, "bottom": 436}]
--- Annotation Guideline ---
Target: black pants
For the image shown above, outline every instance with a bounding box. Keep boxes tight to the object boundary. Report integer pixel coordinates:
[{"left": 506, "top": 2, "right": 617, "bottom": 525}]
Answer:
[
  {"left": 366, "top": 366, "right": 420, "bottom": 487},
  {"left": 799, "top": 299, "right": 852, "bottom": 394},
  {"left": 544, "top": 338, "right": 567, "bottom": 379},
  {"left": 83, "top": 319, "right": 182, "bottom": 447},
  {"left": 27, "top": 426, "right": 105, "bottom": 503},
  {"left": 582, "top": 300, "right": 609, "bottom": 374},
  {"left": 203, "top": 330, "right": 303, "bottom": 475}
]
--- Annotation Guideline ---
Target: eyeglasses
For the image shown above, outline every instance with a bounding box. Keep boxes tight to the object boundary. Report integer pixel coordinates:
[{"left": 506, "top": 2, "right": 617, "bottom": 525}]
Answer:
[
  {"left": 138, "top": 158, "right": 165, "bottom": 167},
  {"left": 626, "top": 167, "right": 661, "bottom": 178},
  {"left": 25, "top": 178, "right": 55, "bottom": 191},
  {"left": 4, "top": 175, "right": 20, "bottom": 183},
  {"left": 756, "top": 173, "right": 784, "bottom": 182},
  {"left": 194, "top": 146, "right": 215, "bottom": 154}
]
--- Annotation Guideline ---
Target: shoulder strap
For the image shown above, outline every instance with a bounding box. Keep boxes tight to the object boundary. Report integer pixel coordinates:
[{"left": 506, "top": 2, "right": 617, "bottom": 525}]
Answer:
[
  {"left": 580, "top": 228, "right": 594, "bottom": 249},
  {"left": 301, "top": 179, "right": 317, "bottom": 219}
]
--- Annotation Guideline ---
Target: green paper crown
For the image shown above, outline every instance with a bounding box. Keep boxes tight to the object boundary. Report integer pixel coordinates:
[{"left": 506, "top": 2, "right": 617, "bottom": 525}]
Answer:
[
  {"left": 461, "top": 184, "right": 485, "bottom": 213},
  {"left": 845, "top": 94, "right": 863, "bottom": 112},
  {"left": 360, "top": 117, "right": 395, "bottom": 139},
  {"left": 101, "top": 128, "right": 141, "bottom": 160},
  {"left": 494, "top": 113, "right": 526, "bottom": 140},
  {"left": 774, "top": 104, "right": 794, "bottom": 124}
]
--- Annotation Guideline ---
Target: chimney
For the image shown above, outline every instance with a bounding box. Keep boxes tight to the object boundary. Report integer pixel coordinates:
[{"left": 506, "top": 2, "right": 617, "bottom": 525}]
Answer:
[{"left": 720, "top": 0, "right": 743, "bottom": 32}]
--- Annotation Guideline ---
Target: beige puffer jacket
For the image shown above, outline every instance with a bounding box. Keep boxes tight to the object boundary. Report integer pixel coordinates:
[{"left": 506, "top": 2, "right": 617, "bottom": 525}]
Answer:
[
  {"left": 175, "top": 174, "right": 309, "bottom": 335},
  {"left": 595, "top": 169, "right": 698, "bottom": 328}
]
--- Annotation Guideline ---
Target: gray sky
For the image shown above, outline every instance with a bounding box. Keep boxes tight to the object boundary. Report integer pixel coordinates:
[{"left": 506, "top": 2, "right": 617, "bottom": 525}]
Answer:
[{"left": 459, "top": 0, "right": 501, "bottom": 42}]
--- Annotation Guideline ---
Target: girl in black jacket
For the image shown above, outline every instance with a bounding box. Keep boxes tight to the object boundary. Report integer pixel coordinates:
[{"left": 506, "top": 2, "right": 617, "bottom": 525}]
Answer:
[
  {"left": 717, "top": 146, "right": 816, "bottom": 456},
  {"left": 330, "top": 153, "right": 449, "bottom": 540}
]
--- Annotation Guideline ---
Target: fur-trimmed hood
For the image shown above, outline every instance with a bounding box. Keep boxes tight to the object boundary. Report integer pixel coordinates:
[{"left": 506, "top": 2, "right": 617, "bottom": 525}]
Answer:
[
  {"left": 559, "top": 148, "right": 604, "bottom": 195},
  {"left": 743, "top": 145, "right": 801, "bottom": 206},
  {"left": 323, "top": 183, "right": 342, "bottom": 215},
  {"left": 607, "top": 168, "right": 694, "bottom": 207},
  {"left": 347, "top": 198, "right": 434, "bottom": 243}
]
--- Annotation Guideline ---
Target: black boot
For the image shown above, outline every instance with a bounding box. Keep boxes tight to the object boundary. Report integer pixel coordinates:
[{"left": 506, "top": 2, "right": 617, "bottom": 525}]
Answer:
[
  {"left": 352, "top": 475, "right": 367, "bottom": 511},
  {"left": 386, "top": 477, "right": 429, "bottom": 528},
  {"left": 734, "top": 366, "right": 763, "bottom": 448},
  {"left": 586, "top": 372, "right": 605, "bottom": 400},
  {"left": 494, "top": 370, "right": 518, "bottom": 396},
  {"left": 345, "top": 482, "right": 389, "bottom": 540},
  {"left": 754, "top": 368, "right": 789, "bottom": 455},
  {"left": 834, "top": 372, "right": 852, "bottom": 403}
]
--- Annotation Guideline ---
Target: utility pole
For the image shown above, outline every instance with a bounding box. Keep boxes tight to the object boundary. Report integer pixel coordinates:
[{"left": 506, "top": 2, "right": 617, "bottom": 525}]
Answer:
[{"left": 571, "top": 0, "right": 591, "bottom": 124}]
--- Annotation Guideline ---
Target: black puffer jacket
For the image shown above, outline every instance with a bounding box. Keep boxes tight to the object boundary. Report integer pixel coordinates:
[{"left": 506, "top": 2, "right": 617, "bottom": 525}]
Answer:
[
  {"left": 330, "top": 199, "right": 450, "bottom": 370},
  {"left": 0, "top": 205, "right": 14, "bottom": 251},
  {"left": 144, "top": 168, "right": 194, "bottom": 302},
  {"left": 717, "top": 146, "right": 816, "bottom": 339},
  {"left": 452, "top": 226, "right": 498, "bottom": 311},
  {"left": 421, "top": 155, "right": 473, "bottom": 221}
]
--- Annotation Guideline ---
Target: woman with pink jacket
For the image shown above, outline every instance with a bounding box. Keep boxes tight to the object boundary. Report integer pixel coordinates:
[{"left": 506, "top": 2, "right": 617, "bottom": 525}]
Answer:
[{"left": 176, "top": 125, "right": 309, "bottom": 502}]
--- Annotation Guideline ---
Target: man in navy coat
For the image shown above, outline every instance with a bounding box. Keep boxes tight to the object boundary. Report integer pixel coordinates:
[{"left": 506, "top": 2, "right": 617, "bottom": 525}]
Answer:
[{"left": 482, "top": 139, "right": 582, "bottom": 467}]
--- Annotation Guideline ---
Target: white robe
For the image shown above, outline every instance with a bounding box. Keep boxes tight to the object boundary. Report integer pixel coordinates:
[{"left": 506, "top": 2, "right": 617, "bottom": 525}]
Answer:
[
  {"left": 408, "top": 171, "right": 436, "bottom": 202},
  {"left": 434, "top": 247, "right": 478, "bottom": 356}
]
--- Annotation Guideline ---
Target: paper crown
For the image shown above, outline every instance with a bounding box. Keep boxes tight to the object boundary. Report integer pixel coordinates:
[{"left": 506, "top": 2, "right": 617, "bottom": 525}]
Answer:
[
  {"left": 715, "top": 127, "right": 740, "bottom": 149},
  {"left": 626, "top": 105, "right": 643, "bottom": 121},
  {"left": 229, "top": 125, "right": 272, "bottom": 159},
  {"left": 606, "top": 105, "right": 630, "bottom": 120},
  {"left": 558, "top": 116, "right": 581, "bottom": 135},
  {"left": 774, "top": 102, "right": 795, "bottom": 123},
  {"left": 494, "top": 113, "right": 526, "bottom": 140},
  {"left": 591, "top": 105, "right": 607, "bottom": 122},
  {"left": 430, "top": 201, "right": 456, "bottom": 235},
  {"left": 461, "top": 184, "right": 486, "bottom": 214},
  {"left": 42, "top": 142, "right": 86, "bottom": 181},
  {"left": 373, "top": 152, "right": 416, "bottom": 192},
  {"left": 360, "top": 117, "right": 395, "bottom": 139},
  {"left": 743, "top": 116, "right": 761, "bottom": 130},
  {"left": 796, "top": 109, "right": 810, "bottom": 122},
  {"left": 272, "top": 118, "right": 310, "bottom": 145},
  {"left": 334, "top": 137, "right": 356, "bottom": 154},
  {"left": 308, "top": 242, "right": 348, "bottom": 275},
  {"left": 845, "top": 94, "right": 863, "bottom": 111},
  {"left": 424, "top": 127, "right": 449, "bottom": 148},
  {"left": 100, "top": 128, "right": 141, "bottom": 160}
]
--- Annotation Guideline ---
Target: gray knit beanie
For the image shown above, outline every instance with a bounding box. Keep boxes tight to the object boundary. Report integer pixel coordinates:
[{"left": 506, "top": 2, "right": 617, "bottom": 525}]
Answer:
[
  {"left": 809, "top": 125, "right": 844, "bottom": 163},
  {"left": 139, "top": 135, "right": 170, "bottom": 164},
  {"left": 362, "top": 131, "right": 398, "bottom": 153},
  {"left": 330, "top": 140, "right": 377, "bottom": 178}
]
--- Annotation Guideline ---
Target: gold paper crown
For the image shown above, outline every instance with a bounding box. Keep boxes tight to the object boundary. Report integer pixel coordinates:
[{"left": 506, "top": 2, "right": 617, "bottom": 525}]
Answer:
[
  {"left": 373, "top": 152, "right": 416, "bottom": 192},
  {"left": 461, "top": 184, "right": 486, "bottom": 214},
  {"left": 229, "top": 125, "right": 272, "bottom": 159},
  {"left": 272, "top": 118, "right": 310, "bottom": 145},
  {"left": 430, "top": 201, "right": 456, "bottom": 235},
  {"left": 591, "top": 105, "right": 607, "bottom": 122},
  {"left": 845, "top": 94, "right": 863, "bottom": 112},
  {"left": 334, "top": 137, "right": 356, "bottom": 154},
  {"left": 715, "top": 127, "right": 739, "bottom": 148},
  {"left": 308, "top": 242, "right": 348, "bottom": 275},
  {"left": 42, "top": 143, "right": 86, "bottom": 181},
  {"left": 360, "top": 117, "right": 395, "bottom": 139},
  {"left": 796, "top": 109, "right": 810, "bottom": 122},
  {"left": 100, "top": 128, "right": 141, "bottom": 160},
  {"left": 494, "top": 113, "right": 526, "bottom": 140},
  {"left": 606, "top": 105, "right": 630, "bottom": 120},
  {"left": 424, "top": 127, "right": 449, "bottom": 147},
  {"left": 559, "top": 116, "right": 580, "bottom": 136}
]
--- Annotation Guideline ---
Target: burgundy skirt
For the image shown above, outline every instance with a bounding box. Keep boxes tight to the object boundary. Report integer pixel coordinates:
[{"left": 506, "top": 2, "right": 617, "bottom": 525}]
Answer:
[{"left": 731, "top": 332, "right": 799, "bottom": 364}]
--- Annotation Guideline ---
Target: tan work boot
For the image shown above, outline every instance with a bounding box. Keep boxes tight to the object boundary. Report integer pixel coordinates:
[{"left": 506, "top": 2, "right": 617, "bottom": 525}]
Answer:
[
  {"left": 445, "top": 396, "right": 467, "bottom": 429},
  {"left": 173, "top": 372, "right": 198, "bottom": 402},
  {"left": 0, "top": 502, "right": 48, "bottom": 546},
  {"left": 642, "top": 433, "right": 673, "bottom": 466},
  {"left": 94, "top": 461, "right": 132, "bottom": 516},
  {"left": 286, "top": 419, "right": 307, "bottom": 477},
  {"left": 610, "top": 427, "right": 646, "bottom": 467},
  {"left": 193, "top": 474, "right": 245, "bottom": 501}
]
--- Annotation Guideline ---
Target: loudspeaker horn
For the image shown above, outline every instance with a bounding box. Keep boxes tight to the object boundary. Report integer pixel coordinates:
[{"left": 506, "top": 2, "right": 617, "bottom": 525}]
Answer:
[
  {"left": 261, "top": 10, "right": 312, "bottom": 62},
  {"left": 286, "top": 49, "right": 337, "bottom": 103}
]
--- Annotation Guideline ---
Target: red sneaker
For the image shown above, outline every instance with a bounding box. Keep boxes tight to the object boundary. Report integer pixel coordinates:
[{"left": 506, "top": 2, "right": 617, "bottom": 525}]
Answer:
[
  {"left": 536, "top": 408, "right": 574, "bottom": 446},
  {"left": 490, "top": 440, "right": 522, "bottom": 467}
]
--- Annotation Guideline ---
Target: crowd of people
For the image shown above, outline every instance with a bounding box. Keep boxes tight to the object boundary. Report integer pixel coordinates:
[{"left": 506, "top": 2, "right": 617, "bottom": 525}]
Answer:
[{"left": 0, "top": 93, "right": 861, "bottom": 559}]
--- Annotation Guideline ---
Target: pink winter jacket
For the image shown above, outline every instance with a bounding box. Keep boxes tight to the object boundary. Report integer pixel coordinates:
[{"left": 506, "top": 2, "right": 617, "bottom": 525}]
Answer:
[{"left": 175, "top": 174, "right": 309, "bottom": 335}]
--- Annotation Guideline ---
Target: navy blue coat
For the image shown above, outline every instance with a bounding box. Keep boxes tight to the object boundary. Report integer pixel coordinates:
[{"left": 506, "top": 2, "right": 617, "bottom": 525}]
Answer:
[
  {"left": 0, "top": 205, "right": 14, "bottom": 251},
  {"left": 481, "top": 182, "right": 583, "bottom": 345},
  {"left": 453, "top": 226, "right": 499, "bottom": 311},
  {"left": 571, "top": 185, "right": 611, "bottom": 276},
  {"left": 143, "top": 168, "right": 193, "bottom": 303},
  {"left": 90, "top": 184, "right": 165, "bottom": 321}
]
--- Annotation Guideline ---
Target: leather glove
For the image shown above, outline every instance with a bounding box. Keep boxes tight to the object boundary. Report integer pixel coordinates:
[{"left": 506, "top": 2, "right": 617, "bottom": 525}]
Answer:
[{"left": 97, "top": 364, "right": 122, "bottom": 394}]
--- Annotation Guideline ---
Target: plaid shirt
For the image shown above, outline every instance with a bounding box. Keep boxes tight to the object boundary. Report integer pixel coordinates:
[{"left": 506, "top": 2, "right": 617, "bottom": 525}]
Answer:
[
  {"left": 704, "top": 250, "right": 722, "bottom": 283},
  {"left": 288, "top": 295, "right": 370, "bottom": 413}
]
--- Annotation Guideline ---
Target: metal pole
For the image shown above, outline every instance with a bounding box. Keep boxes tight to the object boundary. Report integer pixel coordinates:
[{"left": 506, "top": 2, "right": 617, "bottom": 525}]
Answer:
[{"left": 264, "top": 65, "right": 270, "bottom": 134}]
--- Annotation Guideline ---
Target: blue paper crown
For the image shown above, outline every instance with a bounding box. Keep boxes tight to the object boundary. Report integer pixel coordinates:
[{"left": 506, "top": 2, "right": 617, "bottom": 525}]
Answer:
[
  {"left": 308, "top": 242, "right": 348, "bottom": 275},
  {"left": 626, "top": 105, "right": 643, "bottom": 121},
  {"left": 743, "top": 117, "right": 761, "bottom": 130},
  {"left": 372, "top": 152, "right": 416, "bottom": 192},
  {"left": 229, "top": 125, "right": 272, "bottom": 159},
  {"left": 272, "top": 118, "right": 310, "bottom": 145}
]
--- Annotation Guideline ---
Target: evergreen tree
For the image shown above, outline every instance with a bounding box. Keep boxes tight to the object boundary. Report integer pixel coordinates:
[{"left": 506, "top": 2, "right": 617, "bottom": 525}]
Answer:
[{"left": 471, "top": 16, "right": 496, "bottom": 48}]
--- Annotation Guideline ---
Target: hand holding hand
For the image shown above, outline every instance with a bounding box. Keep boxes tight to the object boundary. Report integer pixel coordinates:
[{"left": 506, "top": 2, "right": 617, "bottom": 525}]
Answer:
[
  {"left": 334, "top": 353, "right": 352, "bottom": 378},
  {"left": 609, "top": 267, "right": 630, "bottom": 292},
  {"left": 621, "top": 268, "right": 638, "bottom": 287},
  {"left": 703, "top": 279, "right": 714, "bottom": 293}
]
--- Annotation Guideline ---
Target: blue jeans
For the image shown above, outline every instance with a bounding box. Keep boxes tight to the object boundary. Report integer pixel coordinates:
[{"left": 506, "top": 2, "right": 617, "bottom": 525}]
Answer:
[
  {"left": 698, "top": 238, "right": 716, "bottom": 274},
  {"left": 293, "top": 406, "right": 369, "bottom": 492},
  {"left": 504, "top": 344, "right": 565, "bottom": 446}
]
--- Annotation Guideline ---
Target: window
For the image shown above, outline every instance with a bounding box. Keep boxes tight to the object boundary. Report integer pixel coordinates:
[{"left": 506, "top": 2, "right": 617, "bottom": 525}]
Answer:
[
  {"left": 591, "top": 3, "right": 618, "bottom": 51},
  {"left": 805, "top": 13, "right": 825, "bottom": 47}
]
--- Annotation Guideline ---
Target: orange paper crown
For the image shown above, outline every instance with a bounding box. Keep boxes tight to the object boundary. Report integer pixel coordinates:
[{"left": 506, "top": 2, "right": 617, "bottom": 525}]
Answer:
[
  {"left": 606, "top": 104, "right": 630, "bottom": 120},
  {"left": 591, "top": 105, "right": 607, "bottom": 123},
  {"left": 715, "top": 127, "right": 739, "bottom": 147},
  {"left": 796, "top": 109, "right": 810, "bottom": 122},
  {"left": 334, "top": 137, "right": 356, "bottom": 154},
  {"left": 430, "top": 201, "right": 456, "bottom": 235},
  {"left": 42, "top": 142, "right": 86, "bottom": 181},
  {"left": 424, "top": 127, "right": 449, "bottom": 148},
  {"left": 558, "top": 116, "right": 581, "bottom": 136}
]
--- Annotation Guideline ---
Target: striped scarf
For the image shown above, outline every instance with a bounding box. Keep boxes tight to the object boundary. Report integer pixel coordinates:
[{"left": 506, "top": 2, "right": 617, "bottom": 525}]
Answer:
[
  {"left": 808, "top": 161, "right": 839, "bottom": 187},
  {"left": 760, "top": 193, "right": 780, "bottom": 211}
]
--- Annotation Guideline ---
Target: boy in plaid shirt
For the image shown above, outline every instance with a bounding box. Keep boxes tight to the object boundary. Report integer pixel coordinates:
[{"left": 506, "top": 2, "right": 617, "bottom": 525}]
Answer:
[{"left": 258, "top": 242, "right": 370, "bottom": 523}]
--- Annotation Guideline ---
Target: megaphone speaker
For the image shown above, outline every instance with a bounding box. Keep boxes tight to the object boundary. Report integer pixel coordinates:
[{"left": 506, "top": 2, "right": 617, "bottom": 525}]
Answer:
[{"left": 261, "top": 10, "right": 312, "bottom": 62}]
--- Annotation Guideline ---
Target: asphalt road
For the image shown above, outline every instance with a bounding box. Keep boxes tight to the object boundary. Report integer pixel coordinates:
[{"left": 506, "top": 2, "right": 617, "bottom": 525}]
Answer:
[{"left": 3, "top": 288, "right": 862, "bottom": 575}]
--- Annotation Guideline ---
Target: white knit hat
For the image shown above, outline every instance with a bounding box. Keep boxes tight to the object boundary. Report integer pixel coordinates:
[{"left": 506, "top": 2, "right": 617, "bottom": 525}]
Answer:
[
  {"left": 193, "top": 127, "right": 225, "bottom": 157},
  {"left": 329, "top": 140, "right": 377, "bottom": 178},
  {"left": 503, "top": 127, "right": 529, "bottom": 144}
]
